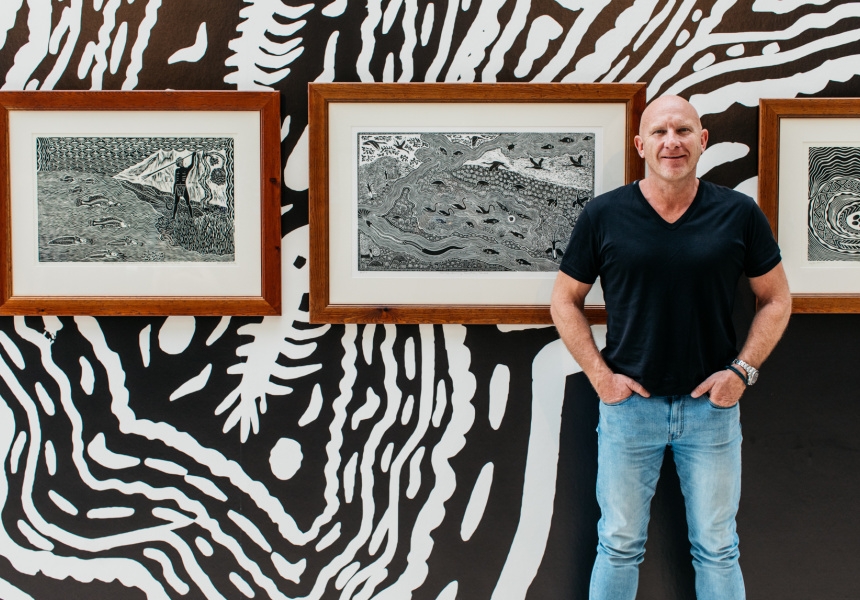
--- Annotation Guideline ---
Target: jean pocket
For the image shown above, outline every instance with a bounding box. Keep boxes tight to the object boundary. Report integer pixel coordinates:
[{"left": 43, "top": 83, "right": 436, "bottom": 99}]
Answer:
[
  {"left": 601, "top": 393, "right": 636, "bottom": 407},
  {"left": 706, "top": 397, "right": 737, "bottom": 410}
]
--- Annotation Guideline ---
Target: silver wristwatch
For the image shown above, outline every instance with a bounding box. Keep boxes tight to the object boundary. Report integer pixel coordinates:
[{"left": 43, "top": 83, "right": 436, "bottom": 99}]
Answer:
[{"left": 732, "top": 359, "right": 759, "bottom": 386}]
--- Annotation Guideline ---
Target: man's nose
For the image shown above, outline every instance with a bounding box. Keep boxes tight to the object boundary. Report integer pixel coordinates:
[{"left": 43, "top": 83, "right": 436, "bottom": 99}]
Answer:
[{"left": 664, "top": 130, "right": 681, "bottom": 146}]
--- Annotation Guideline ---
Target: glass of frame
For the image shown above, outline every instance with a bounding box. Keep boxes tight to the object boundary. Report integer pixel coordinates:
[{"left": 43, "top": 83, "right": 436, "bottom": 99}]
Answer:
[
  {"left": 760, "top": 98, "right": 860, "bottom": 313},
  {"left": 309, "top": 83, "right": 645, "bottom": 324},
  {"left": 0, "top": 91, "right": 281, "bottom": 316}
]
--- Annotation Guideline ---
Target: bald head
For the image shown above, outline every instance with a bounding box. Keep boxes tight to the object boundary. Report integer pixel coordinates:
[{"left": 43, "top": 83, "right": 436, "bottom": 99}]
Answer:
[
  {"left": 634, "top": 94, "right": 708, "bottom": 188},
  {"left": 639, "top": 95, "right": 703, "bottom": 137}
]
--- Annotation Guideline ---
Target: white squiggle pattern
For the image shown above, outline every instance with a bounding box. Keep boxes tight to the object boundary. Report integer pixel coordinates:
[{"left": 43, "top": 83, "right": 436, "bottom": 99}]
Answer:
[
  {"left": 483, "top": 0, "right": 532, "bottom": 81},
  {"left": 664, "top": 6, "right": 860, "bottom": 98},
  {"left": 564, "top": 0, "right": 662, "bottom": 82},
  {"left": 406, "top": 445, "right": 424, "bottom": 500},
  {"left": 445, "top": 0, "right": 505, "bottom": 82},
  {"left": 3, "top": 2, "right": 860, "bottom": 598},
  {"left": 362, "top": 324, "right": 376, "bottom": 365},
  {"left": 143, "top": 547, "right": 191, "bottom": 595},
  {"left": 224, "top": 0, "right": 311, "bottom": 89},
  {"left": 48, "top": 490, "right": 78, "bottom": 516},
  {"left": 78, "top": 0, "right": 121, "bottom": 89},
  {"left": 2, "top": 0, "right": 51, "bottom": 90},
  {"left": 398, "top": 0, "right": 419, "bottom": 82},
  {"left": 322, "top": 0, "right": 347, "bottom": 18},
  {"left": 228, "top": 510, "right": 272, "bottom": 552},
  {"left": 284, "top": 124, "right": 310, "bottom": 191},
  {"left": 356, "top": 0, "right": 383, "bottom": 82},
  {"left": 0, "top": 1, "right": 25, "bottom": 50},
  {"left": 215, "top": 227, "right": 327, "bottom": 442},
  {"left": 71, "top": 318, "right": 292, "bottom": 599},
  {"left": 752, "top": 0, "right": 829, "bottom": 14},
  {"left": 79, "top": 356, "right": 95, "bottom": 396},
  {"left": 634, "top": 0, "right": 675, "bottom": 52},
  {"left": 512, "top": 14, "right": 563, "bottom": 79},
  {"left": 0, "top": 577, "right": 33, "bottom": 600},
  {"left": 299, "top": 383, "right": 324, "bottom": 426},
  {"left": 159, "top": 317, "right": 196, "bottom": 355},
  {"left": 461, "top": 462, "right": 493, "bottom": 541},
  {"left": 168, "top": 21, "right": 207, "bottom": 64},
  {"left": 109, "top": 20, "right": 127, "bottom": 74},
  {"left": 373, "top": 326, "right": 477, "bottom": 599},
  {"left": 425, "top": 0, "right": 460, "bottom": 81},
  {"left": 691, "top": 52, "right": 860, "bottom": 118},
  {"left": 0, "top": 343, "right": 170, "bottom": 597},
  {"left": 170, "top": 364, "right": 213, "bottom": 401},
  {"left": 697, "top": 142, "right": 750, "bottom": 178},
  {"left": 420, "top": 3, "right": 434, "bottom": 47},
  {"left": 0, "top": 332, "right": 25, "bottom": 370},
  {"left": 87, "top": 433, "right": 141, "bottom": 470},
  {"left": 10, "top": 431, "right": 26, "bottom": 474},
  {"left": 34, "top": 384, "right": 55, "bottom": 417},
  {"left": 88, "top": 507, "right": 135, "bottom": 519},
  {"left": 17, "top": 519, "right": 53, "bottom": 551},
  {"left": 536, "top": 0, "right": 611, "bottom": 82},
  {"left": 492, "top": 334, "right": 591, "bottom": 599},
  {"left": 139, "top": 325, "right": 151, "bottom": 368},
  {"left": 44, "top": 441, "right": 56, "bottom": 476},
  {"left": 122, "top": 0, "right": 161, "bottom": 90},
  {"left": 206, "top": 318, "right": 231, "bottom": 346},
  {"left": 623, "top": 0, "right": 696, "bottom": 88},
  {"left": 271, "top": 551, "right": 305, "bottom": 583},
  {"left": 488, "top": 364, "right": 510, "bottom": 431}
]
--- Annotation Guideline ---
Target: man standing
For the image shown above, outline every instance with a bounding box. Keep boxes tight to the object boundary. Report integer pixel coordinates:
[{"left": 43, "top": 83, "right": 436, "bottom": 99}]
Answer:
[
  {"left": 172, "top": 152, "right": 197, "bottom": 219},
  {"left": 550, "top": 95, "right": 791, "bottom": 599}
]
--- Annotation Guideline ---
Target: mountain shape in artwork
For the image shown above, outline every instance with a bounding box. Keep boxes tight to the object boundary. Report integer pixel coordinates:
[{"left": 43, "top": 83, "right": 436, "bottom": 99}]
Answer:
[{"left": 114, "top": 149, "right": 228, "bottom": 207}]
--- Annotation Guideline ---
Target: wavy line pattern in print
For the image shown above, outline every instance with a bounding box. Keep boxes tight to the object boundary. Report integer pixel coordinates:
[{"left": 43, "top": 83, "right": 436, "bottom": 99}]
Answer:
[
  {"left": 807, "top": 146, "right": 860, "bottom": 260},
  {"left": 2, "top": 1, "right": 860, "bottom": 598}
]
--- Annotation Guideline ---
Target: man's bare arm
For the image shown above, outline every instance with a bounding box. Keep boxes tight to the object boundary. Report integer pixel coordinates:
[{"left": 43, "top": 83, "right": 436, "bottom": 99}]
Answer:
[
  {"left": 737, "top": 262, "right": 792, "bottom": 367},
  {"left": 550, "top": 272, "right": 650, "bottom": 403},
  {"left": 692, "top": 262, "right": 791, "bottom": 404}
]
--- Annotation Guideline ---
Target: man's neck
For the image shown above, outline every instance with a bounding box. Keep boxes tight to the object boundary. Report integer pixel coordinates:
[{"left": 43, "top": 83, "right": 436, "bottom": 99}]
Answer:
[{"left": 638, "top": 176, "right": 700, "bottom": 224}]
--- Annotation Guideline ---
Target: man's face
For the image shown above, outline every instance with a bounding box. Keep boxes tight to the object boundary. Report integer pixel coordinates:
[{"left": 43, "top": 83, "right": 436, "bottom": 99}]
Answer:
[{"left": 634, "top": 97, "right": 708, "bottom": 185}]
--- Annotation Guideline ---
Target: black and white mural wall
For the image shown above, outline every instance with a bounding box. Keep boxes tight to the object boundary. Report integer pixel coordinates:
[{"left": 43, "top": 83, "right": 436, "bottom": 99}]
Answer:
[{"left": 2, "top": 2, "right": 860, "bottom": 599}]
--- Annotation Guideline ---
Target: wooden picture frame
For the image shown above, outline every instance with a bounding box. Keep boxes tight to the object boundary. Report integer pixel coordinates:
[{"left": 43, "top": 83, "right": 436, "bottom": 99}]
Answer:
[
  {"left": 759, "top": 98, "right": 860, "bottom": 313},
  {"left": 0, "top": 91, "right": 281, "bottom": 316},
  {"left": 309, "top": 83, "right": 645, "bottom": 324}
]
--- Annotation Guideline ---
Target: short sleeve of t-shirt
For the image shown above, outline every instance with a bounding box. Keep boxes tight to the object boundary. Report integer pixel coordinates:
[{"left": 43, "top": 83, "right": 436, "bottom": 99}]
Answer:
[
  {"left": 560, "top": 209, "right": 599, "bottom": 284},
  {"left": 743, "top": 200, "right": 782, "bottom": 278}
]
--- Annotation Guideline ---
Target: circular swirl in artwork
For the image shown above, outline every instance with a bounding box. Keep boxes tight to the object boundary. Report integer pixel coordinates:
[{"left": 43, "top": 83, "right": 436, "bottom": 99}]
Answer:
[{"left": 808, "top": 176, "right": 860, "bottom": 255}]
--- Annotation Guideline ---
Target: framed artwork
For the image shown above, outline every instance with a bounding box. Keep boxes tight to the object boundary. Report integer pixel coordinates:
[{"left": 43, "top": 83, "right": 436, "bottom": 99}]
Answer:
[
  {"left": 0, "top": 91, "right": 282, "bottom": 316},
  {"left": 309, "top": 83, "right": 646, "bottom": 324},
  {"left": 760, "top": 98, "right": 860, "bottom": 313}
]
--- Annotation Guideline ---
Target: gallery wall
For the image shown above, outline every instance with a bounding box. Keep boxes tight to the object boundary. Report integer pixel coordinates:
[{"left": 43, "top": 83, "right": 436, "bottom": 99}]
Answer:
[{"left": 1, "top": 1, "right": 860, "bottom": 599}]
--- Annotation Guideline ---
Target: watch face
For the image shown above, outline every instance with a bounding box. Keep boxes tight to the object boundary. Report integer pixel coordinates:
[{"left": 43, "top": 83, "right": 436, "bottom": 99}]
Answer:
[{"left": 747, "top": 370, "right": 759, "bottom": 385}]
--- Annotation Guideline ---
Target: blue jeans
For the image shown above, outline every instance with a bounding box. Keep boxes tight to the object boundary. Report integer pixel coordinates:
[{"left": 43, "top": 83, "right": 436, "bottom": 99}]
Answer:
[{"left": 590, "top": 393, "right": 745, "bottom": 600}]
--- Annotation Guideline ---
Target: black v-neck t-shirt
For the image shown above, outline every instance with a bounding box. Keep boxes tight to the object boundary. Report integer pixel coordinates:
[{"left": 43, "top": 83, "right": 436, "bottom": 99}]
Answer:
[{"left": 560, "top": 180, "right": 781, "bottom": 396}]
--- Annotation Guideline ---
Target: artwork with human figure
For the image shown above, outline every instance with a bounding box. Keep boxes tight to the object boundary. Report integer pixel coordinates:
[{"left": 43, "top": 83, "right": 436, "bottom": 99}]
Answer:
[
  {"left": 356, "top": 131, "right": 596, "bottom": 272},
  {"left": 36, "top": 136, "right": 235, "bottom": 263},
  {"left": 808, "top": 146, "right": 860, "bottom": 261}
]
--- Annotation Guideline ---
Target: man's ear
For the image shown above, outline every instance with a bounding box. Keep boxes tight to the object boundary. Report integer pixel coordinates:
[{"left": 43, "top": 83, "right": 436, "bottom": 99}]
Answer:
[
  {"left": 700, "top": 128, "right": 709, "bottom": 151},
  {"left": 633, "top": 135, "right": 644, "bottom": 157}
]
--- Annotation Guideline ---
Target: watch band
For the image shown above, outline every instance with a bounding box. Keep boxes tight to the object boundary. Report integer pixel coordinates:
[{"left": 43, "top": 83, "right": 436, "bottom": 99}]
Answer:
[
  {"left": 732, "top": 358, "right": 759, "bottom": 386},
  {"left": 725, "top": 364, "right": 748, "bottom": 385}
]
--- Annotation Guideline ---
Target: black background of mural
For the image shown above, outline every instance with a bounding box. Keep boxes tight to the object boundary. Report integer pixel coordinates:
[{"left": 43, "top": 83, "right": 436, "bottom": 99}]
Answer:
[{"left": 3, "top": 2, "right": 860, "bottom": 599}]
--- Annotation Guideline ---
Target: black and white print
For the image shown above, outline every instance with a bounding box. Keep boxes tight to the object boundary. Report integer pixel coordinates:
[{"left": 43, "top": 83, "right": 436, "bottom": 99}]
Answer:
[
  {"left": 357, "top": 132, "right": 595, "bottom": 272},
  {"left": 808, "top": 146, "right": 860, "bottom": 261},
  {"left": 2, "top": 1, "right": 860, "bottom": 599},
  {"left": 37, "top": 137, "right": 235, "bottom": 263}
]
